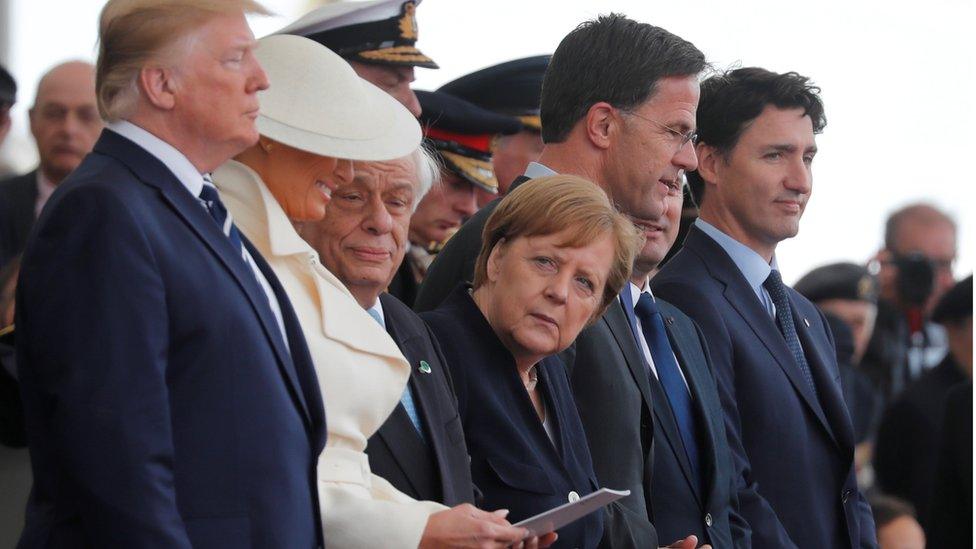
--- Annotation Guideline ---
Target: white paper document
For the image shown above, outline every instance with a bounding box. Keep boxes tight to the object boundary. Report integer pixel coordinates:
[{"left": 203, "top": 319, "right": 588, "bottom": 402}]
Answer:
[{"left": 514, "top": 488, "right": 630, "bottom": 538}]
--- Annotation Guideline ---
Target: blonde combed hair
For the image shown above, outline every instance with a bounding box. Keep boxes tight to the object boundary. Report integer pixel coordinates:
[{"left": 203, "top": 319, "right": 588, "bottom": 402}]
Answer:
[
  {"left": 473, "top": 175, "right": 642, "bottom": 317},
  {"left": 96, "top": 0, "right": 272, "bottom": 121}
]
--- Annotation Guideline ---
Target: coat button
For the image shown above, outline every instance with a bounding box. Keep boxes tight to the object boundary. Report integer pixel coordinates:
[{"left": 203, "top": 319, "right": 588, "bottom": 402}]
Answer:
[
  {"left": 704, "top": 513, "right": 713, "bottom": 527},
  {"left": 841, "top": 489, "right": 853, "bottom": 504},
  {"left": 568, "top": 491, "right": 580, "bottom": 503}
]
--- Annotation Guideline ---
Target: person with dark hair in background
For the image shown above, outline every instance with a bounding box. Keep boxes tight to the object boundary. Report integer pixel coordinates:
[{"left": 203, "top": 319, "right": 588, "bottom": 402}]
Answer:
[
  {"left": 868, "top": 495, "right": 925, "bottom": 549},
  {"left": 926, "top": 380, "right": 972, "bottom": 548},
  {"left": 0, "top": 61, "right": 102, "bottom": 272},
  {"left": 438, "top": 55, "right": 550, "bottom": 206},
  {"left": 862, "top": 203, "right": 958, "bottom": 403},
  {"left": 874, "top": 275, "right": 972, "bottom": 528},
  {"left": 653, "top": 68, "right": 877, "bottom": 548},
  {"left": 417, "top": 14, "right": 712, "bottom": 549}
]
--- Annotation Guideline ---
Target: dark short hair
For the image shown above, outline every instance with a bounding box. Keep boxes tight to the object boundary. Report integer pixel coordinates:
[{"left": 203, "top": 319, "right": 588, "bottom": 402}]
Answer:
[
  {"left": 688, "top": 67, "right": 826, "bottom": 200},
  {"left": 539, "top": 14, "right": 705, "bottom": 144}
]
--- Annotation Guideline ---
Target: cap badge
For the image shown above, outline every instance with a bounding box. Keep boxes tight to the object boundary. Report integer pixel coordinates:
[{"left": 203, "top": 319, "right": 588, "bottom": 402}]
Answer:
[{"left": 398, "top": 2, "right": 418, "bottom": 40}]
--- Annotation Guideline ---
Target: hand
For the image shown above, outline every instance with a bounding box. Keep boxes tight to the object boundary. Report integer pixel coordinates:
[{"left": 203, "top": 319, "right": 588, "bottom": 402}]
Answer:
[
  {"left": 420, "top": 504, "right": 528, "bottom": 549},
  {"left": 662, "top": 535, "right": 712, "bottom": 548}
]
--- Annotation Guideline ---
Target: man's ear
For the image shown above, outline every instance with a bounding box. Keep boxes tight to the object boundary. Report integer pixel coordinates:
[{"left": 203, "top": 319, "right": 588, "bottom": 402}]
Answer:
[
  {"left": 584, "top": 102, "right": 616, "bottom": 151},
  {"left": 138, "top": 66, "right": 178, "bottom": 110},
  {"left": 695, "top": 142, "right": 722, "bottom": 189}
]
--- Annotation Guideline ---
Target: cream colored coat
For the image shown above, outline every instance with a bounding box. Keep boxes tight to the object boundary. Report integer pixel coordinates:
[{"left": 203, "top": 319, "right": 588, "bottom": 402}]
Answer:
[{"left": 214, "top": 160, "right": 446, "bottom": 548}]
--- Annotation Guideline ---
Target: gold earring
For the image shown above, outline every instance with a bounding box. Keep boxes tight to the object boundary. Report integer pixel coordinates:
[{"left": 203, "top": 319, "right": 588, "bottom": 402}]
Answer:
[{"left": 260, "top": 139, "right": 274, "bottom": 154}]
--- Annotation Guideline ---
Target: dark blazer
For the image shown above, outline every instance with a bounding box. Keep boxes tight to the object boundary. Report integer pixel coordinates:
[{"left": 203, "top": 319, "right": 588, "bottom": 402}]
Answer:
[
  {"left": 619, "top": 292, "right": 751, "bottom": 547},
  {"left": 422, "top": 285, "right": 604, "bottom": 549},
  {"left": 413, "top": 175, "right": 530, "bottom": 312},
  {"left": 926, "top": 381, "right": 972, "bottom": 548},
  {"left": 365, "top": 292, "right": 475, "bottom": 506},
  {"left": 653, "top": 225, "right": 876, "bottom": 549},
  {"left": 874, "top": 354, "right": 966, "bottom": 524},
  {"left": 0, "top": 170, "right": 37, "bottom": 271},
  {"left": 388, "top": 255, "right": 420, "bottom": 308},
  {"left": 15, "top": 130, "right": 327, "bottom": 548},
  {"left": 562, "top": 299, "right": 659, "bottom": 549}
]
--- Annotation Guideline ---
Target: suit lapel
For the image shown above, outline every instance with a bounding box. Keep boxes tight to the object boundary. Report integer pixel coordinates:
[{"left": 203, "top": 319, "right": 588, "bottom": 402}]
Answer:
[
  {"left": 663, "top": 315, "right": 717, "bottom": 506},
  {"left": 685, "top": 227, "right": 836, "bottom": 444},
  {"left": 617, "top": 291, "right": 701, "bottom": 502},
  {"left": 605, "top": 299, "right": 655, "bottom": 415},
  {"left": 94, "top": 131, "right": 310, "bottom": 424},
  {"left": 791, "top": 301, "right": 852, "bottom": 452}
]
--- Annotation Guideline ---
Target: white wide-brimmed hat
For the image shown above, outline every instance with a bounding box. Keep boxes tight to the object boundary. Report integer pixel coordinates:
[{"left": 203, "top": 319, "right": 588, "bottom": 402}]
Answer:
[{"left": 254, "top": 34, "right": 421, "bottom": 161}]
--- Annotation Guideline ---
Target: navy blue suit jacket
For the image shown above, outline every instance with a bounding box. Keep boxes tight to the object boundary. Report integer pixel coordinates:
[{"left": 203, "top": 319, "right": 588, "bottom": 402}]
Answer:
[
  {"left": 616, "top": 293, "right": 751, "bottom": 547},
  {"left": 652, "top": 226, "right": 876, "bottom": 549},
  {"left": 422, "top": 285, "right": 604, "bottom": 549},
  {"left": 15, "top": 130, "right": 327, "bottom": 548}
]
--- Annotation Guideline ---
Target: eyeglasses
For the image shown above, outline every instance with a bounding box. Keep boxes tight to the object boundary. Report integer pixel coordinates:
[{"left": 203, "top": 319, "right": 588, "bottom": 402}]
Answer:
[{"left": 626, "top": 111, "right": 697, "bottom": 148}]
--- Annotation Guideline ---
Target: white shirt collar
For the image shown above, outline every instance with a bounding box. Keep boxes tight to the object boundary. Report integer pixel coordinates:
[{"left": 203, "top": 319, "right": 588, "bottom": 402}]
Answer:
[
  {"left": 523, "top": 161, "right": 558, "bottom": 179},
  {"left": 108, "top": 120, "right": 206, "bottom": 197},
  {"left": 628, "top": 280, "right": 656, "bottom": 308},
  {"left": 34, "top": 170, "right": 56, "bottom": 219}
]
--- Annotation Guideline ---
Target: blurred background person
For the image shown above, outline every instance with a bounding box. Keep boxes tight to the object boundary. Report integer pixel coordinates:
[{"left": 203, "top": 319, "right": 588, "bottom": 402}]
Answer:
[
  {"left": 422, "top": 176, "right": 643, "bottom": 548},
  {"left": 0, "top": 61, "right": 100, "bottom": 272},
  {"left": 216, "top": 35, "right": 532, "bottom": 548},
  {"left": 873, "top": 275, "right": 972, "bottom": 529},
  {"left": 0, "top": 64, "right": 16, "bottom": 174},
  {"left": 437, "top": 55, "right": 550, "bottom": 206},
  {"left": 279, "top": 0, "right": 438, "bottom": 118},
  {"left": 926, "top": 381, "right": 972, "bottom": 548},
  {"left": 390, "top": 89, "right": 520, "bottom": 307},
  {"left": 868, "top": 495, "right": 925, "bottom": 549},
  {"left": 795, "top": 262, "right": 884, "bottom": 476},
  {"left": 862, "top": 203, "right": 958, "bottom": 402}
]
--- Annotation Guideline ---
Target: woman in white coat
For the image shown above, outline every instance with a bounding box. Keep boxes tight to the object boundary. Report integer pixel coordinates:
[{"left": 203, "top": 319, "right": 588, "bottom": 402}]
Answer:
[{"left": 213, "top": 35, "right": 541, "bottom": 549}]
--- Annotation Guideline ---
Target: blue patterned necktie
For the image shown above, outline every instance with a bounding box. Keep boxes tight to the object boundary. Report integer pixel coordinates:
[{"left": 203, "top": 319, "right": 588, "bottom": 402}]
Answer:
[
  {"left": 366, "top": 307, "right": 426, "bottom": 440},
  {"left": 198, "top": 177, "right": 245, "bottom": 260},
  {"left": 763, "top": 270, "right": 819, "bottom": 399},
  {"left": 634, "top": 293, "right": 701, "bottom": 488}
]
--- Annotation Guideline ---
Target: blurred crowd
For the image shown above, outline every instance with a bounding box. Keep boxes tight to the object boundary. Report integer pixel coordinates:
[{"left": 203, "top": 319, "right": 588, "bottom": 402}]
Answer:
[{"left": 0, "top": 1, "right": 970, "bottom": 548}]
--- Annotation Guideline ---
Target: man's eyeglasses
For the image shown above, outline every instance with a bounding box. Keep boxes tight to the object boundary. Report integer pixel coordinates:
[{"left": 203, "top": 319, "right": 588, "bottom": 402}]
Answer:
[{"left": 626, "top": 111, "right": 697, "bottom": 148}]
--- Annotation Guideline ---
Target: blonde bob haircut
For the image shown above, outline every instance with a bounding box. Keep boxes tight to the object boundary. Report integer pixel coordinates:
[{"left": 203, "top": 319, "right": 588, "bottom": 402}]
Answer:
[
  {"left": 473, "top": 175, "right": 642, "bottom": 317},
  {"left": 96, "top": 0, "right": 271, "bottom": 121}
]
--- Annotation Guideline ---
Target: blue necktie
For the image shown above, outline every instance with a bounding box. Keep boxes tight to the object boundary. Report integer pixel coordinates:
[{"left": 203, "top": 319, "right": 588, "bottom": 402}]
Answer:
[
  {"left": 367, "top": 307, "right": 425, "bottom": 440},
  {"left": 763, "top": 270, "right": 819, "bottom": 399},
  {"left": 634, "top": 293, "right": 701, "bottom": 487},
  {"left": 198, "top": 179, "right": 245, "bottom": 260}
]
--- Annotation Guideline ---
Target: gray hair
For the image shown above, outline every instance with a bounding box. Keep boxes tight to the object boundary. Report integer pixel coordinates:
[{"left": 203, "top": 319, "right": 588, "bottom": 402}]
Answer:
[{"left": 409, "top": 145, "right": 439, "bottom": 210}]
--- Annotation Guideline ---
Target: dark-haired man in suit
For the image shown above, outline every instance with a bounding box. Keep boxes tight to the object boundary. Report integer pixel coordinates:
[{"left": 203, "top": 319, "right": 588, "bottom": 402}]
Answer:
[{"left": 653, "top": 67, "right": 876, "bottom": 548}]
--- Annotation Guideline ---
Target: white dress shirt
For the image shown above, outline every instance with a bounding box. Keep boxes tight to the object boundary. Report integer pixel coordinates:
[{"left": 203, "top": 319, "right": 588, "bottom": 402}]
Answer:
[{"left": 107, "top": 120, "right": 288, "bottom": 346}]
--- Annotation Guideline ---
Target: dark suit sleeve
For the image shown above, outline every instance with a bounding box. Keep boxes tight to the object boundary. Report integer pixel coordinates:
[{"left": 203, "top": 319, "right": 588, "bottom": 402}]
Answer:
[
  {"left": 653, "top": 280, "right": 796, "bottom": 549},
  {"left": 16, "top": 187, "right": 192, "bottom": 547}
]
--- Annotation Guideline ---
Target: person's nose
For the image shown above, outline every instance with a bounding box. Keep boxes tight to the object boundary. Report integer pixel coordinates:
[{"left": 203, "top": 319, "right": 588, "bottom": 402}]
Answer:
[
  {"left": 362, "top": 196, "right": 394, "bottom": 235},
  {"left": 453, "top": 185, "right": 478, "bottom": 218},
  {"left": 673, "top": 138, "right": 698, "bottom": 172}
]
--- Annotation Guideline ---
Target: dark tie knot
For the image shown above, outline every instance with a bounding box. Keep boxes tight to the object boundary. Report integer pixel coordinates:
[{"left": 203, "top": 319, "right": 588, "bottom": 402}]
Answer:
[
  {"left": 634, "top": 292, "right": 661, "bottom": 319},
  {"left": 198, "top": 183, "right": 221, "bottom": 204},
  {"left": 763, "top": 269, "right": 785, "bottom": 294}
]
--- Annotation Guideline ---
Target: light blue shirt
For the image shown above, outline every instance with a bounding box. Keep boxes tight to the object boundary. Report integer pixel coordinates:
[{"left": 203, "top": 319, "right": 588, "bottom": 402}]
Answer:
[
  {"left": 523, "top": 161, "right": 558, "bottom": 179},
  {"left": 694, "top": 218, "right": 778, "bottom": 319},
  {"left": 367, "top": 300, "right": 426, "bottom": 439}
]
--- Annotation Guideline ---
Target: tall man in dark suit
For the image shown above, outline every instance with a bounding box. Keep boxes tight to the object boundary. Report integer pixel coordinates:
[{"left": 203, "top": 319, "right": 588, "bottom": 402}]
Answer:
[
  {"left": 15, "top": 2, "right": 327, "bottom": 547},
  {"left": 0, "top": 61, "right": 102, "bottom": 271},
  {"left": 414, "top": 14, "right": 711, "bottom": 549},
  {"left": 653, "top": 68, "right": 877, "bottom": 548},
  {"left": 599, "top": 175, "right": 751, "bottom": 547}
]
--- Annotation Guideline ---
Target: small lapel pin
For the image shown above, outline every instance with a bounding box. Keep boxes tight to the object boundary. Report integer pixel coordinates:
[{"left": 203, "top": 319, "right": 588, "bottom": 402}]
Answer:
[
  {"left": 803, "top": 318, "right": 811, "bottom": 328},
  {"left": 419, "top": 360, "right": 432, "bottom": 374},
  {"left": 666, "top": 317, "right": 675, "bottom": 326}
]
